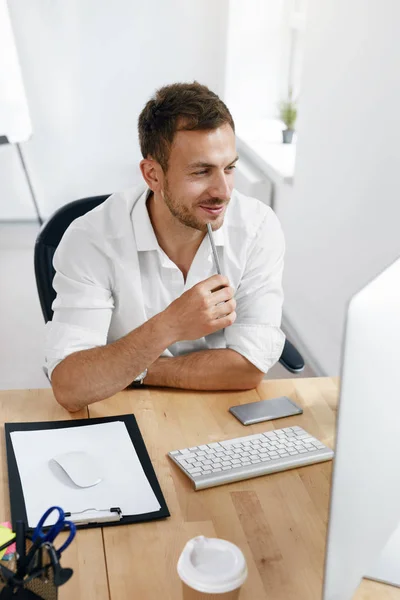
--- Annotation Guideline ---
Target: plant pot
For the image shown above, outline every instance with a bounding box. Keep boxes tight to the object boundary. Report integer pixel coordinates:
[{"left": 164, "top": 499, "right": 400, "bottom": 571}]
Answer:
[{"left": 282, "top": 129, "right": 294, "bottom": 144}]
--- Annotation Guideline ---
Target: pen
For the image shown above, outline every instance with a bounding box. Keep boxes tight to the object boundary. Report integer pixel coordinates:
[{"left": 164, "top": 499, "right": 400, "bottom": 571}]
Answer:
[
  {"left": 206, "top": 223, "right": 222, "bottom": 275},
  {"left": 15, "top": 520, "right": 26, "bottom": 579}
]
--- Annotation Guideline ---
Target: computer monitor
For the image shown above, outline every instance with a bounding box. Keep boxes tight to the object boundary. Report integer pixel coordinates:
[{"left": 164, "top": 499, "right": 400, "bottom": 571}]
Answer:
[{"left": 322, "top": 256, "right": 400, "bottom": 599}]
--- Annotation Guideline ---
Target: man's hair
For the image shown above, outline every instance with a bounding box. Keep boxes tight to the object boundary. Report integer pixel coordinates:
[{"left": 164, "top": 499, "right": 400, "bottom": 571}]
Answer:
[{"left": 138, "top": 82, "right": 235, "bottom": 172}]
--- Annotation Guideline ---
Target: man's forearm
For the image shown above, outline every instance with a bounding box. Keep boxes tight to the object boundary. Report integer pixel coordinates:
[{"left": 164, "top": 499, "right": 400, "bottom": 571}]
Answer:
[
  {"left": 51, "top": 312, "right": 174, "bottom": 412},
  {"left": 145, "top": 349, "right": 264, "bottom": 391}
]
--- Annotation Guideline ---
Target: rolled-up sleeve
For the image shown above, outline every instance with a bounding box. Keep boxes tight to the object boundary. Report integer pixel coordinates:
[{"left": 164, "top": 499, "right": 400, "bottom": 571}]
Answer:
[
  {"left": 225, "top": 209, "right": 286, "bottom": 373},
  {"left": 43, "top": 224, "right": 114, "bottom": 380}
]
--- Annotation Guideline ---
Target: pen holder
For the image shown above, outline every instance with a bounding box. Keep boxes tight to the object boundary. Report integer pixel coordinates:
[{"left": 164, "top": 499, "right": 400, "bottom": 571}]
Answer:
[{"left": 0, "top": 534, "right": 69, "bottom": 599}]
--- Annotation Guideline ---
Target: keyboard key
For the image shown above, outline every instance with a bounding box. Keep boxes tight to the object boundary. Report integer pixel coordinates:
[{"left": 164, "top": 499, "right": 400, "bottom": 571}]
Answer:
[
  {"left": 188, "top": 447, "right": 198, "bottom": 452},
  {"left": 198, "top": 445, "right": 208, "bottom": 451},
  {"left": 221, "top": 461, "right": 231, "bottom": 467},
  {"left": 203, "top": 460, "right": 212, "bottom": 466},
  {"left": 179, "top": 451, "right": 196, "bottom": 459},
  {"left": 220, "top": 433, "right": 264, "bottom": 448},
  {"left": 188, "top": 467, "right": 202, "bottom": 474},
  {"left": 213, "top": 468, "right": 222, "bottom": 472},
  {"left": 208, "top": 443, "right": 222, "bottom": 449}
]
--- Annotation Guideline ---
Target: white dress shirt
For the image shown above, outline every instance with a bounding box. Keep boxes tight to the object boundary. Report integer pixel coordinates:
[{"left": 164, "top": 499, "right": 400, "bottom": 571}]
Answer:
[{"left": 44, "top": 185, "right": 285, "bottom": 380}]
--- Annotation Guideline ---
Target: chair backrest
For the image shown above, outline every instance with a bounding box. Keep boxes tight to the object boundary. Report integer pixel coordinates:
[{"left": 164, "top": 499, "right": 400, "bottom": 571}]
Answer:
[{"left": 34, "top": 195, "right": 110, "bottom": 322}]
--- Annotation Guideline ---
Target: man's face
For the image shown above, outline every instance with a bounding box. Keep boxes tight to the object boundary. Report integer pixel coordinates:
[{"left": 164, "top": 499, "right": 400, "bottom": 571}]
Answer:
[{"left": 160, "top": 123, "right": 237, "bottom": 232}]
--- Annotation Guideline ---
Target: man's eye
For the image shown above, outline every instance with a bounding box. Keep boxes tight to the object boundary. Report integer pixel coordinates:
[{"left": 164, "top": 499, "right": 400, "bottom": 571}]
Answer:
[
  {"left": 194, "top": 170, "right": 208, "bottom": 175},
  {"left": 226, "top": 165, "right": 236, "bottom": 172}
]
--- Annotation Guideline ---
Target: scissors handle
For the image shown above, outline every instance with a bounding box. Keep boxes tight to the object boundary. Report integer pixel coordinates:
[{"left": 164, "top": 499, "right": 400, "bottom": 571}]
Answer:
[
  {"left": 32, "top": 506, "right": 76, "bottom": 554},
  {"left": 55, "top": 520, "right": 76, "bottom": 555},
  {"left": 33, "top": 506, "right": 65, "bottom": 543}
]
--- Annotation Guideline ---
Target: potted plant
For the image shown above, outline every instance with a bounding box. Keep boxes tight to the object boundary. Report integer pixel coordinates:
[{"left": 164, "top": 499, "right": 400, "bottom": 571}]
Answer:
[{"left": 279, "top": 89, "right": 297, "bottom": 144}]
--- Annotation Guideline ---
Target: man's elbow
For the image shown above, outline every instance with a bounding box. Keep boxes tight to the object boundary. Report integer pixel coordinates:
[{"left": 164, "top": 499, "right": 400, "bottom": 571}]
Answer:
[
  {"left": 52, "top": 384, "right": 83, "bottom": 412},
  {"left": 239, "top": 366, "right": 265, "bottom": 390},
  {"left": 51, "top": 364, "right": 85, "bottom": 413}
]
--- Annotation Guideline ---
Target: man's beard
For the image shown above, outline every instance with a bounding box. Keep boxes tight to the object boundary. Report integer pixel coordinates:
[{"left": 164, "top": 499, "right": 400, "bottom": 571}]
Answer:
[{"left": 163, "top": 180, "right": 228, "bottom": 232}]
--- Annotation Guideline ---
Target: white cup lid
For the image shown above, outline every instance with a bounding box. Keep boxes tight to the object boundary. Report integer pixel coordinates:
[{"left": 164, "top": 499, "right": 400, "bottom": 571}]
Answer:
[{"left": 177, "top": 536, "right": 248, "bottom": 594}]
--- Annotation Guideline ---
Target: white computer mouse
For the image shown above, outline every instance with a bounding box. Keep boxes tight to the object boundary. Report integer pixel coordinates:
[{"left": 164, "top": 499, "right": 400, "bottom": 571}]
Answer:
[{"left": 52, "top": 450, "right": 103, "bottom": 488}]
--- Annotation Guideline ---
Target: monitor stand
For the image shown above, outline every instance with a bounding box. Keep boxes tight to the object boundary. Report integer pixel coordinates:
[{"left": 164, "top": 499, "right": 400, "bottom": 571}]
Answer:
[{"left": 365, "top": 521, "right": 400, "bottom": 587}]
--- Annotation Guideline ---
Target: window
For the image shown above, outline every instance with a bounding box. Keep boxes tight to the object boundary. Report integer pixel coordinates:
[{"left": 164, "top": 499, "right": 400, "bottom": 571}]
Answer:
[{"left": 224, "top": 0, "right": 308, "bottom": 183}]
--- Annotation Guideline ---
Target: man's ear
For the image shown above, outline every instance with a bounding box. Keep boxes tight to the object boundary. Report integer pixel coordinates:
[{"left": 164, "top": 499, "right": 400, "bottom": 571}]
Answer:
[{"left": 139, "top": 157, "right": 164, "bottom": 192}]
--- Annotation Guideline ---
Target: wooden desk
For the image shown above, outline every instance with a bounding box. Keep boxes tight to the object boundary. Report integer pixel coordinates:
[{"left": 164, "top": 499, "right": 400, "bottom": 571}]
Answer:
[{"left": 0, "top": 379, "right": 399, "bottom": 599}]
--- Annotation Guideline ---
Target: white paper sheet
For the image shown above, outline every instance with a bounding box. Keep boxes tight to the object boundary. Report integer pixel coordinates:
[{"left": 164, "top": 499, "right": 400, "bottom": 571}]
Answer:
[{"left": 10, "top": 421, "right": 161, "bottom": 527}]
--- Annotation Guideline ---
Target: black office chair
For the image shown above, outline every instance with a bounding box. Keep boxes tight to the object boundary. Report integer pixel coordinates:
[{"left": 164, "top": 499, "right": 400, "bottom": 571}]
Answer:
[{"left": 34, "top": 195, "right": 305, "bottom": 373}]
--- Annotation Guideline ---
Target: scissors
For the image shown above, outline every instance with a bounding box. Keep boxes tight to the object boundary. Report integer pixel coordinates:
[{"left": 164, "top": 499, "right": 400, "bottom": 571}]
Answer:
[
  {"left": 17, "top": 506, "right": 76, "bottom": 579},
  {"left": 31, "top": 506, "right": 76, "bottom": 556}
]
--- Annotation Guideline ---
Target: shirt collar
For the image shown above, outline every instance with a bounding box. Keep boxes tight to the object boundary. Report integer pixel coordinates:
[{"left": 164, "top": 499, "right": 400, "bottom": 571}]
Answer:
[
  {"left": 132, "top": 189, "right": 159, "bottom": 251},
  {"left": 132, "top": 187, "right": 226, "bottom": 250}
]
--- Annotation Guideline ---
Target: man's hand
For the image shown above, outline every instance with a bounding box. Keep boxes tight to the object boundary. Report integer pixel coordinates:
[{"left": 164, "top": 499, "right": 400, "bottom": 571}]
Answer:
[{"left": 163, "top": 274, "right": 236, "bottom": 342}]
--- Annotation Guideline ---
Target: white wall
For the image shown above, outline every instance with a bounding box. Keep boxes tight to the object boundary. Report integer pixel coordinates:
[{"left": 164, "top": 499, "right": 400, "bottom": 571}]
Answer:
[
  {"left": 224, "top": 0, "right": 287, "bottom": 121},
  {"left": 275, "top": 0, "right": 400, "bottom": 375},
  {"left": 1, "top": 0, "right": 229, "bottom": 219}
]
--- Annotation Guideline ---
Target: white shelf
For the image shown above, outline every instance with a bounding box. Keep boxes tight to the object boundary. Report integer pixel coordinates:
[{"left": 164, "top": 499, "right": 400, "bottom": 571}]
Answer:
[{"left": 236, "top": 119, "right": 296, "bottom": 185}]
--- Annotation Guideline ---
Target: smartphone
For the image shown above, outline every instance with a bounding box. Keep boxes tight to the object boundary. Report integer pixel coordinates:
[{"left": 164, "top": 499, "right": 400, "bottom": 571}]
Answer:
[{"left": 229, "top": 396, "right": 303, "bottom": 425}]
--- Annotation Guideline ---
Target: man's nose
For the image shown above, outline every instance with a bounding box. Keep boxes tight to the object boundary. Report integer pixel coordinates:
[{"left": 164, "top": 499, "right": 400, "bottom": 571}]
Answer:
[{"left": 208, "top": 172, "right": 232, "bottom": 201}]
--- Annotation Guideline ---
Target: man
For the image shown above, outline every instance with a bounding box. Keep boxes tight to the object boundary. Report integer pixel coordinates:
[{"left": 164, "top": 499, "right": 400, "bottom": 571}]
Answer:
[{"left": 45, "top": 82, "right": 285, "bottom": 412}]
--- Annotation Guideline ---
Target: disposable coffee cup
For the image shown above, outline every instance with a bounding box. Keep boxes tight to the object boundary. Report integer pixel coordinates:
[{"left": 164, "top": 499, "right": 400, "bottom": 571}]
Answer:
[{"left": 177, "top": 536, "right": 248, "bottom": 599}]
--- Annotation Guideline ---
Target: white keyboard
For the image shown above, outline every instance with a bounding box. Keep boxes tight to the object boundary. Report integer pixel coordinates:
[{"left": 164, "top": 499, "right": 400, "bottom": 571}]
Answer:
[{"left": 168, "top": 426, "right": 334, "bottom": 490}]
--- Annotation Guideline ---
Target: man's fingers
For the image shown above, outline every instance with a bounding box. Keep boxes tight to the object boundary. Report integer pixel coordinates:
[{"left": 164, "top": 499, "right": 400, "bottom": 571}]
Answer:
[
  {"left": 201, "top": 274, "right": 229, "bottom": 292},
  {"left": 211, "top": 285, "right": 235, "bottom": 305},
  {"left": 213, "top": 298, "right": 236, "bottom": 318},
  {"left": 210, "top": 311, "right": 237, "bottom": 331}
]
